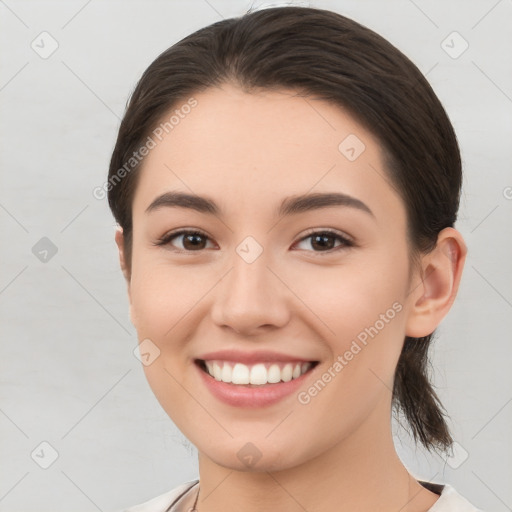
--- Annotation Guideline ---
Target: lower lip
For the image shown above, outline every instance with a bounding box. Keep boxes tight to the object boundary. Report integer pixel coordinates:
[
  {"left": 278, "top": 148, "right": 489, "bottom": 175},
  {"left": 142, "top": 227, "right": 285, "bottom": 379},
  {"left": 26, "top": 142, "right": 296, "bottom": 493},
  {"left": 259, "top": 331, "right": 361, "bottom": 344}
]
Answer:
[{"left": 196, "top": 362, "right": 316, "bottom": 408}]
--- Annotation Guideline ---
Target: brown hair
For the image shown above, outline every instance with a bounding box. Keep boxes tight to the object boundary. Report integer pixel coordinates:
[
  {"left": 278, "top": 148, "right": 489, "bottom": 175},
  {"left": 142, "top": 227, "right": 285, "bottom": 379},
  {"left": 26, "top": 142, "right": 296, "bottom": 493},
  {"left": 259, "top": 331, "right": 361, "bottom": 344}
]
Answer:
[{"left": 107, "top": 6, "right": 461, "bottom": 455}]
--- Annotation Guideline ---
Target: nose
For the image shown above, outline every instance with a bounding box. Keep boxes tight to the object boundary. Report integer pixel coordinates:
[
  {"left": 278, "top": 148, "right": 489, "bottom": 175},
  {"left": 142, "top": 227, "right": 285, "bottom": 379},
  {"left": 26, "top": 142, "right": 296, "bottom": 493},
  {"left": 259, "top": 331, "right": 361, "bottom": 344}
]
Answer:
[{"left": 209, "top": 247, "right": 291, "bottom": 335}]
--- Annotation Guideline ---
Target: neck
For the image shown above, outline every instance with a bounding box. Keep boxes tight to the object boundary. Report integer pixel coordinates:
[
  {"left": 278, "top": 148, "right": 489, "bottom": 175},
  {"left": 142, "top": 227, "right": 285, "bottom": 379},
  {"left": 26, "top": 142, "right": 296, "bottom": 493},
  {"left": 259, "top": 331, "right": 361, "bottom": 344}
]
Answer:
[{"left": 192, "top": 400, "right": 440, "bottom": 512}]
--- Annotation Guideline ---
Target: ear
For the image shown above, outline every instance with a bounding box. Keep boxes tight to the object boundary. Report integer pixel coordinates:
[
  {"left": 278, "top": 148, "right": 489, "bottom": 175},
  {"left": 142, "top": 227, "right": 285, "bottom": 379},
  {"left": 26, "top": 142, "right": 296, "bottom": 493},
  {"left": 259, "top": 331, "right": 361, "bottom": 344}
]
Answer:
[
  {"left": 405, "top": 227, "right": 467, "bottom": 338},
  {"left": 115, "top": 226, "right": 131, "bottom": 285},
  {"left": 114, "top": 227, "right": 135, "bottom": 327}
]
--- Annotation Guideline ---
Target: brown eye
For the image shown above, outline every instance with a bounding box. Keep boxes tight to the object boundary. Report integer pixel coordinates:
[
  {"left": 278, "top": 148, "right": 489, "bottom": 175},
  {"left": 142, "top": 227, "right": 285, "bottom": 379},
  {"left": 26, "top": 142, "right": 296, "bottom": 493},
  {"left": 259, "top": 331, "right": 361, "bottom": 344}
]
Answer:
[
  {"left": 156, "top": 230, "right": 213, "bottom": 251},
  {"left": 155, "top": 228, "right": 353, "bottom": 254},
  {"left": 294, "top": 230, "right": 353, "bottom": 254}
]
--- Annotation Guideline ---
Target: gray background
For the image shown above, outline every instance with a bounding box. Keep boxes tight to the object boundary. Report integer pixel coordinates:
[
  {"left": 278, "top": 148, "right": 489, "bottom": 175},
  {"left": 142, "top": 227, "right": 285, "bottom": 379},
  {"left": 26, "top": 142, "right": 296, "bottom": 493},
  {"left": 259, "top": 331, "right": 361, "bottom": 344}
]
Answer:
[{"left": 0, "top": 0, "right": 511, "bottom": 511}]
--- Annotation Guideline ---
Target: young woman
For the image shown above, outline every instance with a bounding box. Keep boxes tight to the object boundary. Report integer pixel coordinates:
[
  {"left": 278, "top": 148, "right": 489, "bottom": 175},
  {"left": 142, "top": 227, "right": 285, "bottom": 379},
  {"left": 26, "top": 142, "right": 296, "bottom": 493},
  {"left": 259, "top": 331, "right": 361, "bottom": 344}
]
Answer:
[{"left": 107, "top": 6, "right": 483, "bottom": 512}]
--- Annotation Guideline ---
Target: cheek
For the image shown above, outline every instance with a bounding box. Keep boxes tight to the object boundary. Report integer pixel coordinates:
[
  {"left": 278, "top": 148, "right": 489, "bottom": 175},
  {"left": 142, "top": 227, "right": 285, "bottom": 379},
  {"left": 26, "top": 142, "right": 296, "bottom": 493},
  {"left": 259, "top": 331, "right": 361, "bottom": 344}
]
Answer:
[
  {"left": 129, "top": 256, "right": 211, "bottom": 339},
  {"left": 130, "top": 261, "right": 201, "bottom": 422},
  {"left": 293, "top": 280, "right": 407, "bottom": 447},
  {"left": 293, "top": 256, "right": 408, "bottom": 340},
  {"left": 295, "top": 253, "right": 409, "bottom": 393}
]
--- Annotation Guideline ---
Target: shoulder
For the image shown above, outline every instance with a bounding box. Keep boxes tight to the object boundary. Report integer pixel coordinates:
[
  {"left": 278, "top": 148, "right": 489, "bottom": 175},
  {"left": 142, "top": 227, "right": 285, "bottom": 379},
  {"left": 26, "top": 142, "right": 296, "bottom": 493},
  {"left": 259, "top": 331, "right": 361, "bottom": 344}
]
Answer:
[
  {"left": 427, "top": 482, "right": 485, "bottom": 512},
  {"left": 120, "top": 479, "right": 199, "bottom": 512},
  {"left": 119, "top": 479, "right": 485, "bottom": 512}
]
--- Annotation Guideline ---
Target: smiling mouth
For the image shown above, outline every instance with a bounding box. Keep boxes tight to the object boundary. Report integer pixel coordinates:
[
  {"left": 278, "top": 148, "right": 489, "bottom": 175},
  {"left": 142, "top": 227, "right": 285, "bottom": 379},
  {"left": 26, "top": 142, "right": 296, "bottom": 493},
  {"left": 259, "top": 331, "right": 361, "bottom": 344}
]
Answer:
[{"left": 195, "top": 359, "right": 319, "bottom": 386}]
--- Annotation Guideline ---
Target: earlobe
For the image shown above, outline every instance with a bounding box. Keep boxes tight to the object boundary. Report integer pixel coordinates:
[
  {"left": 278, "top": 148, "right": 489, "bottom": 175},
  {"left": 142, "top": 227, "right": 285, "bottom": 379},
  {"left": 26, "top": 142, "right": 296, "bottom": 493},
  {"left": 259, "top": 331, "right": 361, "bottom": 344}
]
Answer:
[{"left": 405, "top": 227, "right": 467, "bottom": 338}]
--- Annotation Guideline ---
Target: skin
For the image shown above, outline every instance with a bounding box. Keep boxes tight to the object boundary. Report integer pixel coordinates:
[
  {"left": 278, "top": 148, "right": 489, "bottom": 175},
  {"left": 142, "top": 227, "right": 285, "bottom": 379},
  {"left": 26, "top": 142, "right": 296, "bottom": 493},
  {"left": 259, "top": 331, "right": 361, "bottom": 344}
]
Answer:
[{"left": 115, "top": 83, "right": 467, "bottom": 512}]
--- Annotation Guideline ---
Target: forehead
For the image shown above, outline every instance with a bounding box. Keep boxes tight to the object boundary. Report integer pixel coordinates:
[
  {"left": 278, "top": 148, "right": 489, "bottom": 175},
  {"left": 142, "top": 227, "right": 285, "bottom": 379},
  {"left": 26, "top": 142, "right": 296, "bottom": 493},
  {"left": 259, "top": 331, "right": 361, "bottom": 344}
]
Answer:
[{"left": 131, "top": 84, "right": 405, "bottom": 225}]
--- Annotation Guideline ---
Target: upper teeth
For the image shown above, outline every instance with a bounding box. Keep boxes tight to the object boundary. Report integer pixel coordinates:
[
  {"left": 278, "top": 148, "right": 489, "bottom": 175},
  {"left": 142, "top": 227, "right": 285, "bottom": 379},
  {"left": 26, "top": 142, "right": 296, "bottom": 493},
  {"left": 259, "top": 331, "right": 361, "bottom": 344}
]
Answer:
[{"left": 204, "top": 360, "right": 313, "bottom": 385}]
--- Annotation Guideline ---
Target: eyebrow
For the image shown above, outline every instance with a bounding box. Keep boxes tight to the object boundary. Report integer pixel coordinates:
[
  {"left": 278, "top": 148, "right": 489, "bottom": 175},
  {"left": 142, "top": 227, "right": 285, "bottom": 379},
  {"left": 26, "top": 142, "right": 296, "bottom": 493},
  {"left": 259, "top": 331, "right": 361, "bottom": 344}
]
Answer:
[{"left": 145, "top": 191, "right": 374, "bottom": 218}]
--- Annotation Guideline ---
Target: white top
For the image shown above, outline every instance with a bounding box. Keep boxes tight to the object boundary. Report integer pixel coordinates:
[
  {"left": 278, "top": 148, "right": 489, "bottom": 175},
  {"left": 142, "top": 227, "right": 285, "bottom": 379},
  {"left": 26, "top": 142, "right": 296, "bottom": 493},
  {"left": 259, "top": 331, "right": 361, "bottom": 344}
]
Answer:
[{"left": 120, "top": 479, "right": 485, "bottom": 512}]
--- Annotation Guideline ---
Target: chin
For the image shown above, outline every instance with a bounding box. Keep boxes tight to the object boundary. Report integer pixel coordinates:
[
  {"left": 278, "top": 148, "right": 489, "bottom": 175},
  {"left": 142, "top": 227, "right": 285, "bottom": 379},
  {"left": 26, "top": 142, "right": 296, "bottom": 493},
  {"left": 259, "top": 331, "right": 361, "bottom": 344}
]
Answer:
[{"left": 198, "top": 439, "right": 308, "bottom": 474}]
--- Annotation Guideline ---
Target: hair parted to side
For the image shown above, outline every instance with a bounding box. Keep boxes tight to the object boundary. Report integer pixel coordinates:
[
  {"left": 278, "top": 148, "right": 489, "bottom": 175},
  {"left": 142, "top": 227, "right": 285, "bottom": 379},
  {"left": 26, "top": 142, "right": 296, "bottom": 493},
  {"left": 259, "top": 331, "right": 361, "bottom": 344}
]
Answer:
[{"left": 107, "top": 6, "right": 462, "bottom": 455}]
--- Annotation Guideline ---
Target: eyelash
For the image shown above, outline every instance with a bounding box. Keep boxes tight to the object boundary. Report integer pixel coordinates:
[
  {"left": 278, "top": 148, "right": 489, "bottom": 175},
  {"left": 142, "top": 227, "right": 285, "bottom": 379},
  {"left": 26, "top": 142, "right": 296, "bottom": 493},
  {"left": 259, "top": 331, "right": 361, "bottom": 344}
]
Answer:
[{"left": 154, "top": 228, "right": 354, "bottom": 255}]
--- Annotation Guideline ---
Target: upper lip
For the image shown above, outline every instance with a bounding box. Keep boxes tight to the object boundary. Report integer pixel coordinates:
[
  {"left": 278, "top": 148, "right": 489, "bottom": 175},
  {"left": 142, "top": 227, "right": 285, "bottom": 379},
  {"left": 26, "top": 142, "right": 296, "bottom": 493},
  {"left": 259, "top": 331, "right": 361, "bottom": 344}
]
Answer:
[{"left": 196, "top": 349, "right": 318, "bottom": 365}]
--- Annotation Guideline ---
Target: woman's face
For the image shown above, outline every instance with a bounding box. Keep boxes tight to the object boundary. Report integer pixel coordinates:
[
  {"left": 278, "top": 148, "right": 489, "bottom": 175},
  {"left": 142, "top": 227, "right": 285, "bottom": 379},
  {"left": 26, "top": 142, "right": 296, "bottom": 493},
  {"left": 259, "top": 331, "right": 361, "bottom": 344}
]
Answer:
[{"left": 121, "top": 83, "right": 424, "bottom": 471}]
